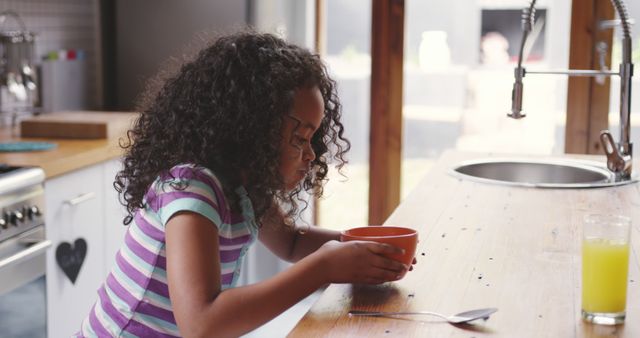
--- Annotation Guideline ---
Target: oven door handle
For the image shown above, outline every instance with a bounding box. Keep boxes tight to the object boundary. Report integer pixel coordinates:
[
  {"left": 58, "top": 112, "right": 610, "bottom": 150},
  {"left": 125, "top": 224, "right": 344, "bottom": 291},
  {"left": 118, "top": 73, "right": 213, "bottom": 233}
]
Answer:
[{"left": 0, "top": 239, "right": 52, "bottom": 270}]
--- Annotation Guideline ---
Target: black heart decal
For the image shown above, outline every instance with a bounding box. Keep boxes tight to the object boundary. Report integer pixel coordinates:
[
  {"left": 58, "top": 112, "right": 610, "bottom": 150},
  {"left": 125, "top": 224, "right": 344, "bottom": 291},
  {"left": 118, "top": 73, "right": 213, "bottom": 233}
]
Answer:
[{"left": 55, "top": 238, "right": 87, "bottom": 284}]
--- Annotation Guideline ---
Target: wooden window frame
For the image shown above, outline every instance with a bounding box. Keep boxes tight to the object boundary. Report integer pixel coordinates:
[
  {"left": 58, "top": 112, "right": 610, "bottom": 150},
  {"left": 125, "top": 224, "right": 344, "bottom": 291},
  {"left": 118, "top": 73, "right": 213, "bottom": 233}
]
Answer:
[
  {"left": 368, "top": 0, "right": 405, "bottom": 225},
  {"left": 566, "top": 0, "right": 615, "bottom": 154}
]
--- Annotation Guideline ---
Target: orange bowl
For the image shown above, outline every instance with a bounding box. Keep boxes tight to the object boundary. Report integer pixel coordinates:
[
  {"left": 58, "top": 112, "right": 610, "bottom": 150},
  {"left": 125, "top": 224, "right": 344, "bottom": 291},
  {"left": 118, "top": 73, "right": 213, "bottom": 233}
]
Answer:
[{"left": 340, "top": 226, "right": 418, "bottom": 266}]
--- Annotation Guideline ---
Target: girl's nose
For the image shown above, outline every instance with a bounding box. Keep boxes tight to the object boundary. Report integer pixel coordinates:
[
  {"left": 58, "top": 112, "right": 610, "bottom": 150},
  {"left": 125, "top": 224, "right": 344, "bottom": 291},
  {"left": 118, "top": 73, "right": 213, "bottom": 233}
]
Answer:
[{"left": 303, "top": 144, "right": 316, "bottom": 162}]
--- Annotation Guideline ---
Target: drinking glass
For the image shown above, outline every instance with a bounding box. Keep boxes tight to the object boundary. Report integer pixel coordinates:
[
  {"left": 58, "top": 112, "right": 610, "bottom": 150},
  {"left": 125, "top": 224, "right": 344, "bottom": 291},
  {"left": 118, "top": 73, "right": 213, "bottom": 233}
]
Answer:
[{"left": 581, "top": 214, "right": 631, "bottom": 325}]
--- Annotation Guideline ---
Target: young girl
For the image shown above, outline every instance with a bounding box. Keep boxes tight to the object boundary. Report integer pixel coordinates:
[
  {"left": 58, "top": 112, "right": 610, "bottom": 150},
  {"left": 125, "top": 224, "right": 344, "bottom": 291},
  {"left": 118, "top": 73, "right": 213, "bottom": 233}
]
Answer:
[{"left": 77, "top": 31, "right": 412, "bottom": 337}]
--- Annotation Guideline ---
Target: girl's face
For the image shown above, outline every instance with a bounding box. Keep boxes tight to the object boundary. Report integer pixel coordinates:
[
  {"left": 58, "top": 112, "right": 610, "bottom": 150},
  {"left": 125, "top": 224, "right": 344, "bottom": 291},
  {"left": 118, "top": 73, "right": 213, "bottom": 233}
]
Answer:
[{"left": 278, "top": 86, "right": 324, "bottom": 191}]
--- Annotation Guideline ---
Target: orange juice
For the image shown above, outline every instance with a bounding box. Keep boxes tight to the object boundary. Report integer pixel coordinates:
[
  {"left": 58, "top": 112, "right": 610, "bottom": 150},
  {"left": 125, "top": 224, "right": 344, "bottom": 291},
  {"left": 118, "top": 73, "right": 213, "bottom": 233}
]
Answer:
[{"left": 582, "top": 238, "right": 630, "bottom": 313}]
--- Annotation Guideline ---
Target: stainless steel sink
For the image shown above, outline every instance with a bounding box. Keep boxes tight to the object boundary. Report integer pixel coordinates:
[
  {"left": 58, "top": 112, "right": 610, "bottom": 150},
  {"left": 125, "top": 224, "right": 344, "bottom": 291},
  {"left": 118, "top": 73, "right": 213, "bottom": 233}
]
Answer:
[{"left": 451, "top": 158, "right": 637, "bottom": 188}]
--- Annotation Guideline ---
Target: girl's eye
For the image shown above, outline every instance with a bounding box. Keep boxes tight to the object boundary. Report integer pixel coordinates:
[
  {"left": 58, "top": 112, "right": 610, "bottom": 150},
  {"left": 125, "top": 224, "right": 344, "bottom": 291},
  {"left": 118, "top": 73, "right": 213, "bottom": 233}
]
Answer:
[{"left": 294, "top": 135, "right": 310, "bottom": 145}]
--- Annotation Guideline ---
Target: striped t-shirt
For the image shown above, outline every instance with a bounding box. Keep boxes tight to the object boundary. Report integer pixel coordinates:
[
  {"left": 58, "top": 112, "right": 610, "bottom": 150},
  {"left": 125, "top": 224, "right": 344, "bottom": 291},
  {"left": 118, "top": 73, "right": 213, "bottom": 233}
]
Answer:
[{"left": 76, "top": 164, "right": 259, "bottom": 337}]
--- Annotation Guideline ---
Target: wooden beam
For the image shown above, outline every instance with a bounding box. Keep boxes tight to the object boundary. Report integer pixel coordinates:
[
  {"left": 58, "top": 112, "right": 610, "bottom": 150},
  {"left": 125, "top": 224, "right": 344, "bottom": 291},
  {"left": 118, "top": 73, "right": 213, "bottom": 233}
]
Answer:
[
  {"left": 314, "top": 0, "right": 326, "bottom": 56},
  {"left": 566, "top": 0, "right": 615, "bottom": 154},
  {"left": 369, "top": 0, "right": 404, "bottom": 225},
  {"left": 313, "top": 0, "right": 325, "bottom": 225}
]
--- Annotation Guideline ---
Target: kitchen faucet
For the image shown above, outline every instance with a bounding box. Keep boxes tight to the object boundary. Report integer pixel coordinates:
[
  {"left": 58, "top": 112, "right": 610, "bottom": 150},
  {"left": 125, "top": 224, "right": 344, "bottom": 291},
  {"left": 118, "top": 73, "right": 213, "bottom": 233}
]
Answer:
[{"left": 510, "top": 0, "right": 634, "bottom": 180}]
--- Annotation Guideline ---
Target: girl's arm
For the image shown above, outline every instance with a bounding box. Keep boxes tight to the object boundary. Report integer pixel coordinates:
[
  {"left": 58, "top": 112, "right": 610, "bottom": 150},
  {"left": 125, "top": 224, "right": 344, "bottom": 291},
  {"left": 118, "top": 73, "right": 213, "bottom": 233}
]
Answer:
[
  {"left": 258, "top": 204, "right": 340, "bottom": 262},
  {"left": 166, "top": 211, "right": 406, "bottom": 338}
]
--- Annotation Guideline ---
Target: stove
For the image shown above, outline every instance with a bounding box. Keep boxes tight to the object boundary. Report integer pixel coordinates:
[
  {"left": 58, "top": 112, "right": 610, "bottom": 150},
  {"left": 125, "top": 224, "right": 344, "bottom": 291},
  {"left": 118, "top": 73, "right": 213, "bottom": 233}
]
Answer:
[
  {"left": 0, "top": 165, "right": 45, "bottom": 244},
  {"left": 0, "top": 165, "right": 48, "bottom": 337},
  {"left": 0, "top": 165, "right": 47, "bottom": 297}
]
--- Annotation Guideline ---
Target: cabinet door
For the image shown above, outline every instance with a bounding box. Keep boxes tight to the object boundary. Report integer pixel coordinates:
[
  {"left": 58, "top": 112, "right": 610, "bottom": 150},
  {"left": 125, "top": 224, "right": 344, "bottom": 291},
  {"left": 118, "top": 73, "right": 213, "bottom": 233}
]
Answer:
[{"left": 45, "top": 163, "right": 105, "bottom": 338}]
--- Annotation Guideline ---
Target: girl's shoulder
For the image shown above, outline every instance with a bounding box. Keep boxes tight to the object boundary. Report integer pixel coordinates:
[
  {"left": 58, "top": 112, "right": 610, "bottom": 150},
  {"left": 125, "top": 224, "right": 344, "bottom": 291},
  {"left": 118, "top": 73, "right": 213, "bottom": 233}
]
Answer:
[
  {"left": 155, "top": 163, "right": 224, "bottom": 191},
  {"left": 145, "top": 163, "right": 233, "bottom": 224}
]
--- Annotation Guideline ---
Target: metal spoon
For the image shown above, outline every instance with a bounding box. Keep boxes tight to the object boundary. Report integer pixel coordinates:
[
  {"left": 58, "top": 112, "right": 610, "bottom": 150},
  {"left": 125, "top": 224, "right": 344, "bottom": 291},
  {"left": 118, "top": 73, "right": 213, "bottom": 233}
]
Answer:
[{"left": 348, "top": 307, "right": 498, "bottom": 324}]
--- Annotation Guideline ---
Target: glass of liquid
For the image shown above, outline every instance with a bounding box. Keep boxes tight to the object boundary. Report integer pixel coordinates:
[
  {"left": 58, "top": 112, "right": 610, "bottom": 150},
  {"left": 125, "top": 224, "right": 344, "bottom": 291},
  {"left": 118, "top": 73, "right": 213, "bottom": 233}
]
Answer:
[{"left": 581, "top": 214, "right": 631, "bottom": 325}]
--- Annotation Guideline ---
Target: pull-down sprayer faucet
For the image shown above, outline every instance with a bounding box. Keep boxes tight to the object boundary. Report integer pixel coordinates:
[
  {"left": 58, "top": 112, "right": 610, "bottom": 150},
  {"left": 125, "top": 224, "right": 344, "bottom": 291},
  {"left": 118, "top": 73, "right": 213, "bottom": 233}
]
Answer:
[{"left": 511, "top": 0, "right": 634, "bottom": 180}]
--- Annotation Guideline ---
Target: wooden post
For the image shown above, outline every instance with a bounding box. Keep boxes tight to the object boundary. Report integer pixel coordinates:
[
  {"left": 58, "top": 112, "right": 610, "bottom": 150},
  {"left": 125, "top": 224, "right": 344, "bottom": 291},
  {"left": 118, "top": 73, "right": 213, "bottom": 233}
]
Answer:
[
  {"left": 565, "top": 0, "right": 615, "bottom": 154},
  {"left": 312, "top": 0, "right": 325, "bottom": 225},
  {"left": 314, "top": 0, "right": 326, "bottom": 56},
  {"left": 369, "top": 0, "right": 405, "bottom": 225}
]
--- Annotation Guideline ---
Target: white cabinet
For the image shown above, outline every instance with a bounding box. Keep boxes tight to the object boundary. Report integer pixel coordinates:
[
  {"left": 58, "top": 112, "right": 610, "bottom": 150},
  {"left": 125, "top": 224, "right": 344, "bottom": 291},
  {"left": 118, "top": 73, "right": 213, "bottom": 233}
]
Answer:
[
  {"left": 45, "top": 159, "right": 124, "bottom": 338},
  {"left": 103, "top": 159, "right": 127, "bottom": 270}
]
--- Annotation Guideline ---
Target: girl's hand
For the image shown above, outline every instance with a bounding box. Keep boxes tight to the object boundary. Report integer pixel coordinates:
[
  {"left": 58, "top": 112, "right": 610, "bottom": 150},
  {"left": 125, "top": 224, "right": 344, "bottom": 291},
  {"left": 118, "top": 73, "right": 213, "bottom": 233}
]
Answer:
[
  {"left": 315, "top": 240, "right": 409, "bottom": 285},
  {"left": 409, "top": 257, "right": 417, "bottom": 271}
]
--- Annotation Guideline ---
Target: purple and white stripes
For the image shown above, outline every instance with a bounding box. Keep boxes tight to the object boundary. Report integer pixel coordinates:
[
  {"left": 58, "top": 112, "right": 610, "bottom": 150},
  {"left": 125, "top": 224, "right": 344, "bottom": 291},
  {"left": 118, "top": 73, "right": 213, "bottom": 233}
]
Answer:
[{"left": 76, "top": 164, "right": 257, "bottom": 337}]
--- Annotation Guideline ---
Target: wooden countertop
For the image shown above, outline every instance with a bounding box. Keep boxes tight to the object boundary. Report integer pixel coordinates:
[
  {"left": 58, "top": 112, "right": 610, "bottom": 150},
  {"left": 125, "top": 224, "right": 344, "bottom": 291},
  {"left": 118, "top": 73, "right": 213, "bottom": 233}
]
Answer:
[
  {"left": 0, "top": 113, "right": 137, "bottom": 179},
  {"left": 289, "top": 150, "right": 640, "bottom": 337}
]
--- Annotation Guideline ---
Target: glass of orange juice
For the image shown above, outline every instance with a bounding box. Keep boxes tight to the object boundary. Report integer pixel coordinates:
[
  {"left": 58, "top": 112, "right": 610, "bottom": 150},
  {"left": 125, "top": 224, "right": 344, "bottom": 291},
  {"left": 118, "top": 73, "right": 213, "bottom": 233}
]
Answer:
[{"left": 582, "top": 214, "right": 631, "bottom": 325}]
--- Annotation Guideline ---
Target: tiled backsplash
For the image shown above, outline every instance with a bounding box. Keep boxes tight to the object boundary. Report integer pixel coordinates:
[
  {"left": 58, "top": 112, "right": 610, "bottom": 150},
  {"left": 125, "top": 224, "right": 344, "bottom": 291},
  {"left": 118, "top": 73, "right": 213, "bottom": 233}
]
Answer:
[{"left": 0, "top": 0, "right": 101, "bottom": 109}]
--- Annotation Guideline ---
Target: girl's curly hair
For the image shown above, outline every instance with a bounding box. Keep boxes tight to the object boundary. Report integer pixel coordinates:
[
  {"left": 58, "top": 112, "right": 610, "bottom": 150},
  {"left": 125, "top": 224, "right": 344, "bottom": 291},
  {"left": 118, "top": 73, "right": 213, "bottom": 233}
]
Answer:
[{"left": 116, "top": 31, "right": 350, "bottom": 225}]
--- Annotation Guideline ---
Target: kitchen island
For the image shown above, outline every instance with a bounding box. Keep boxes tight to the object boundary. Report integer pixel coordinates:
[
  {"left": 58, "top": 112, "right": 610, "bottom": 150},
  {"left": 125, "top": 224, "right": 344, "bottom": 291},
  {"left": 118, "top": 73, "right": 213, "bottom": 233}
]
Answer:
[{"left": 289, "top": 151, "right": 640, "bottom": 337}]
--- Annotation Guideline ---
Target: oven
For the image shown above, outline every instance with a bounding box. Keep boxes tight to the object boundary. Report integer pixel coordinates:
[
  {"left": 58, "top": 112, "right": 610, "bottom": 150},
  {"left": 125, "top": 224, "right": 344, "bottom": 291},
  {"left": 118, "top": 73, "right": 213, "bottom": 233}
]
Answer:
[{"left": 0, "top": 166, "right": 48, "bottom": 338}]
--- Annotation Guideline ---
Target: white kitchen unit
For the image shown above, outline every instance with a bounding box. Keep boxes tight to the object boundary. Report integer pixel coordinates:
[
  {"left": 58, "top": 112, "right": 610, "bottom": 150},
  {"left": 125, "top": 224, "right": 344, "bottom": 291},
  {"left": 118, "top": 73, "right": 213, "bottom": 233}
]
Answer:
[
  {"left": 45, "top": 159, "right": 125, "bottom": 338},
  {"left": 103, "top": 159, "right": 128, "bottom": 270}
]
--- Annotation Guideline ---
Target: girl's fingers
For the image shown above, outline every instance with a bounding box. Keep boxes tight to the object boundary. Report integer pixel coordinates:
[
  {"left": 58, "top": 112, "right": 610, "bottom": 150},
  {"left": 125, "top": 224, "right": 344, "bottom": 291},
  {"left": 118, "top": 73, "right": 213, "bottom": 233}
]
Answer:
[
  {"left": 359, "top": 265, "right": 406, "bottom": 284},
  {"left": 371, "top": 269, "right": 399, "bottom": 283},
  {"left": 409, "top": 257, "right": 417, "bottom": 271},
  {"left": 362, "top": 277, "right": 386, "bottom": 285},
  {"left": 352, "top": 241, "right": 410, "bottom": 282},
  {"left": 362, "top": 243, "right": 409, "bottom": 273},
  {"left": 365, "top": 242, "right": 405, "bottom": 256},
  {"left": 370, "top": 255, "right": 406, "bottom": 273}
]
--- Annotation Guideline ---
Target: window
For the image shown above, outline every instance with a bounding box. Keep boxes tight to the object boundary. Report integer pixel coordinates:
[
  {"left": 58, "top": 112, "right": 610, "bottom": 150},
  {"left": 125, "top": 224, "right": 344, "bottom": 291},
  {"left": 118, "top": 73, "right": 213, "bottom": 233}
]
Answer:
[
  {"left": 317, "top": 0, "right": 371, "bottom": 229},
  {"left": 401, "top": 0, "right": 571, "bottom": 198}
]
